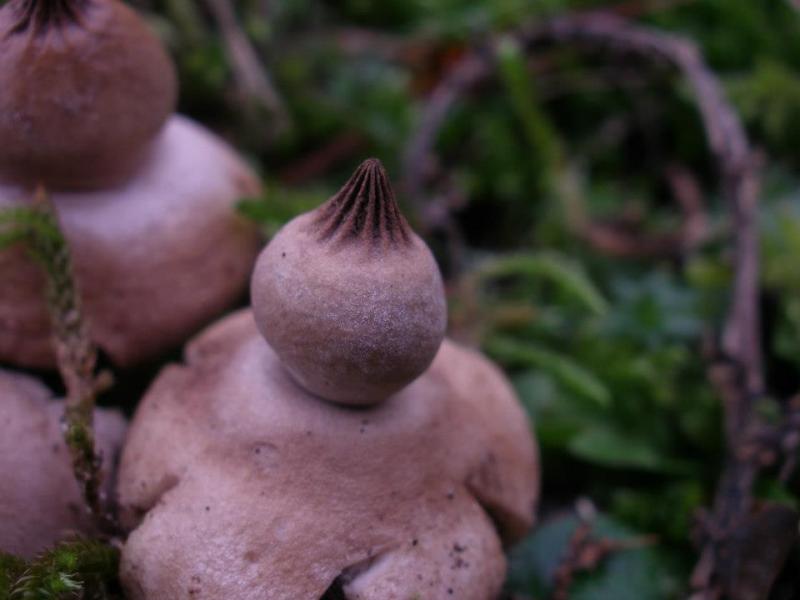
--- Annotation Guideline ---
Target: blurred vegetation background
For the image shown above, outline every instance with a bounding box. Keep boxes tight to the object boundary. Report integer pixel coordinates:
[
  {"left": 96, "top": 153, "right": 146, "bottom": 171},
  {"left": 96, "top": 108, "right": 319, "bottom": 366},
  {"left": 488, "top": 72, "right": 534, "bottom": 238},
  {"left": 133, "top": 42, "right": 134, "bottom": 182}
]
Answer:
[
  {"left": 133, "top": 0, "right": 800, "bottom": 597},
  {"left": 6, "top": 0, "right": 800, "bottom": 597}
]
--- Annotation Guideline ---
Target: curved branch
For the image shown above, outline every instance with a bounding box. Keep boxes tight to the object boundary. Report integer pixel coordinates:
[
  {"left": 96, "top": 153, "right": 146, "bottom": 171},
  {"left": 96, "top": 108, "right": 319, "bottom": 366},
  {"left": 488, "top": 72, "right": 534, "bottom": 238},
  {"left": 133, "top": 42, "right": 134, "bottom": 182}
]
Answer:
[
  {"left": 403, "top": 13, "right": 766, "bottom": 597},
  {"left": 520, "top": 15, "right": 761, "bottom": 397}
]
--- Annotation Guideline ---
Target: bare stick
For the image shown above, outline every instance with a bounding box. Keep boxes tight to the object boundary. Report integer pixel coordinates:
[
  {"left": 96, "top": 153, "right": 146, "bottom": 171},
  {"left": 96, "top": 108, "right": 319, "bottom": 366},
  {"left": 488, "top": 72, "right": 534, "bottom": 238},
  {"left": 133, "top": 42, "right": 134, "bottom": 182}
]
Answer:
[
  {"left": 551, "top": 501, "right": 657, "bottom": 600},
  {"left": 202, "top": 0, "right": 291, "bottom": 134},
  {"left": 402, "top": 51, "right": 490, "bottom": 232}
]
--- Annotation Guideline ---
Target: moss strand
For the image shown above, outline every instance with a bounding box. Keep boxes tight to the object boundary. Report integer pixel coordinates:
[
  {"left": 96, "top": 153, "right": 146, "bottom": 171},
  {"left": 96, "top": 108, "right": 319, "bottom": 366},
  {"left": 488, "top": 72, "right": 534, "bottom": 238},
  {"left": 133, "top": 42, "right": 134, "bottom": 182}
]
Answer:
[{"left": 0, "top": 188, "right": 114, "bottom": 532}]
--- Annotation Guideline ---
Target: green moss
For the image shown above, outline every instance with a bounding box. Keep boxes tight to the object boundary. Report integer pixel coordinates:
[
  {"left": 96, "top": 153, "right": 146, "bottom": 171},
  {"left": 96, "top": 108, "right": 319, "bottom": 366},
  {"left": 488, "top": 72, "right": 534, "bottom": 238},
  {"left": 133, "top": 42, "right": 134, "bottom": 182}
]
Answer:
[{"left": 5, "top": 540, "right": 121, "bottom": 600}]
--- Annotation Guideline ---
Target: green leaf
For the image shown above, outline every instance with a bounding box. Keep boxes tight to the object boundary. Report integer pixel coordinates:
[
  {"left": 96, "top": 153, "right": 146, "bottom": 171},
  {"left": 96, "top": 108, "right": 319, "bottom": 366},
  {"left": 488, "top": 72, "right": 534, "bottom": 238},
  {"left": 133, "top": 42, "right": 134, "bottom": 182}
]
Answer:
[
  {"left": 506, "top": 514, "right": 681, "bottom": 600},
  {"left": 487, "top": 335, "right": 610, "bottom": 407},
  {"left": 0, "top": 553, "right": 26, "bottom": 598},
  {"left": 496, "top": 34, "right": 562, "bottom": 194},
  {"left": 237, "top": 185, "right": 329, "bottom": 237},
  {"left": 477, "top": 252, "right": 609, "bottom": 316},
  {"left": 0, "top": 227, "right": 26, "bottom": 250},
  {"left": 754, "top": 479, "right": 800, "bottom": 510},
  {"left": 10, "top": 539, "right": 121, "bottom": 600},
  {"left": 568, "top": 427, "right": 690, "bottom": 474},
  {"left": 604, "top": 272, "right": 703, "bottom": 347},
  {"left": 513, "top": 371, "right": 592, "bottom": 447}
]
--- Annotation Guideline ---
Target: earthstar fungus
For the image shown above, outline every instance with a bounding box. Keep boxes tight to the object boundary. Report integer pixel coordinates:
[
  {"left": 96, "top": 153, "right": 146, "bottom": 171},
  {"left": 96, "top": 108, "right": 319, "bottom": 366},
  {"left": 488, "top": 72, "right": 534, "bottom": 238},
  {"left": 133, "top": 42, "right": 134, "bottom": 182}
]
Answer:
[
  {"left": 0, "top": 0, "right": 261, "bottom": 369},
  {"left": 0, "top": 368, "right": 126, "bottom": 558},
  {"left": 119, "top": 160, "right": 539, "bottom": 600}
]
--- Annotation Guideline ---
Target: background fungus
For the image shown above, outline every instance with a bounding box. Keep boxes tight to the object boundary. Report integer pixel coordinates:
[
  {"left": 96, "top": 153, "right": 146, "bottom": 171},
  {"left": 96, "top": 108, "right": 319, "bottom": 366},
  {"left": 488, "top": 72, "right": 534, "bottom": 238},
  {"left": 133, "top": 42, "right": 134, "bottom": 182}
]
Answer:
[
  {"left": 0, "top": 0, "right": 176, "bottom": 190},
  {"left": 0, "top": 0, "right": 262, "bottom": 369}
]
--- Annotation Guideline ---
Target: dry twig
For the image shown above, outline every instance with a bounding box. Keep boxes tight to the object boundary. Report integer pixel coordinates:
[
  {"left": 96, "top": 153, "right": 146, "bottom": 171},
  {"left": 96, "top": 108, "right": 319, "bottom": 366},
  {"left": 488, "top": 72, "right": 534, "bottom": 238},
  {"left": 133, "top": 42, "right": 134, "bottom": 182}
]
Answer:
[
  {"left": 550, "top": 503, "right": 657, "bottom": 600},
  {"left": 202, "top": 0, "right": 291, "bottom": 134},
  {"left": 564, "top": 163, "right": 709, "bottom": 259},
  {"left": 279, "top": 131, "right": 366, "bottom": 185}
]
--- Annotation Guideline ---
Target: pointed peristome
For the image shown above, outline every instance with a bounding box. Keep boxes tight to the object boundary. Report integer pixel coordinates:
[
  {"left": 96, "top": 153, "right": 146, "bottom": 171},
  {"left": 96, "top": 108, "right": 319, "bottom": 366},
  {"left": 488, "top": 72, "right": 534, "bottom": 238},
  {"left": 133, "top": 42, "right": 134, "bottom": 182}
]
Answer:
[
  {"left": 9, "top": 0, "right": 87, "bottom": 34},
  {"left": 311, "top": 158, "right": 412, "bottom": 250},
  {"left": 251, "top": 157, "right": 447, "bottom": 405}
]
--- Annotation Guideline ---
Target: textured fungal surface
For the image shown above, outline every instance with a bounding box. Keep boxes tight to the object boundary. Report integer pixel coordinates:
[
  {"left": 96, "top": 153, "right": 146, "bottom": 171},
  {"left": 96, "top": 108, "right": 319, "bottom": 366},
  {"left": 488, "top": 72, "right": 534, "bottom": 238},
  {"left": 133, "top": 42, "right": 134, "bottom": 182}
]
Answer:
[
  {"left": 311, "top": 158, "right": 412, "bottom": 250},
  {"left": 0, "top": 0, "right": 177, "bottom": 189},
  {"left": 0, "top": 368, "right": 126, "bottom": 558},
  {"left": 7, "top": 0, "right": 87, "bottom": 33},
  {"left": 118, "top": 310, "right": 539, "bottom": 600},
  {"left": 0, "top": 116, "right": 262, "bottom": 369},
  {"left": 252, "top": 159, "right": 447, "bottom": 405}
]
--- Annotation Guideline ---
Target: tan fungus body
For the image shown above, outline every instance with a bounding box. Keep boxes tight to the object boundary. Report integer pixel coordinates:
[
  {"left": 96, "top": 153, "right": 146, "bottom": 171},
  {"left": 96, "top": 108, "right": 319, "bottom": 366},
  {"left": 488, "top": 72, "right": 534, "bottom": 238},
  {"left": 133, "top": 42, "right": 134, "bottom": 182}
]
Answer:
[
  {"left": 0, "top": 116, "right": 262, "bottom": 369},
  {"left": 118, "top": 310, "right": 538, "bottom": 600},
  {"left": 119, "top": 161, "right": 539, "bottom": 600},
  {"left": 0, "top": 368, "right": 126, "bottom": 558}
]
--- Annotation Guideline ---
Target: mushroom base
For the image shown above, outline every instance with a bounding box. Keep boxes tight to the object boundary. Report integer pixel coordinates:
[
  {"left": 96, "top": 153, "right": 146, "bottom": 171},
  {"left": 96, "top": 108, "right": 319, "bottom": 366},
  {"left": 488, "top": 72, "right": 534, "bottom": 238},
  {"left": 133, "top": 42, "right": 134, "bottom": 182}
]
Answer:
[{"left": 118, "top": 309, "right": 539, "bottom": 600}]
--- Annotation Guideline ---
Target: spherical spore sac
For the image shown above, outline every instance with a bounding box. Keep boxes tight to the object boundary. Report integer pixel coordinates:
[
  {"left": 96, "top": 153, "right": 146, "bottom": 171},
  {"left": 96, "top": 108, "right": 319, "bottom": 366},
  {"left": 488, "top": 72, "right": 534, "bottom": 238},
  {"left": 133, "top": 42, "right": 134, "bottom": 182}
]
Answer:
[
  {"left": 0, "top": 0, "right": 177, "bottom": 189},
  {"left": 252, "top": 159, "right": 447, "bottom": 406}
]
